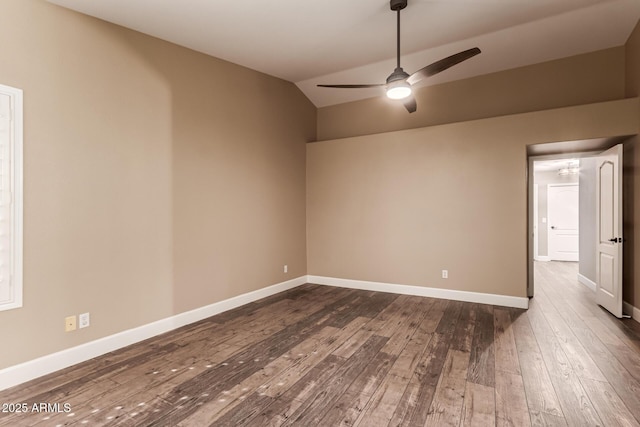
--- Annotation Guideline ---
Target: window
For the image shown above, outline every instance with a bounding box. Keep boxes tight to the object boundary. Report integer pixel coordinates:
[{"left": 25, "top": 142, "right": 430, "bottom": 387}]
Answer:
[{"left": 0, "top": 84, "right": 23, "bottom": 311}]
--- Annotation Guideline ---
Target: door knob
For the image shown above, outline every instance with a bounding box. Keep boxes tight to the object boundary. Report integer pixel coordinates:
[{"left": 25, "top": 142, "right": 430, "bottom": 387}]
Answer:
[
  {"left": 609, "top": 237, "right": 620, "bottom": 243},
  {"left": 550, "top": 226, "right": 556, "bottom": 229}
]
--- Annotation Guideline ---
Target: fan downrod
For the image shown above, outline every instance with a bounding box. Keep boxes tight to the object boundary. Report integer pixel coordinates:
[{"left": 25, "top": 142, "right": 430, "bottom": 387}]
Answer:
[{"left": 390, "top": 0, "right": 407, "bottom": 11}]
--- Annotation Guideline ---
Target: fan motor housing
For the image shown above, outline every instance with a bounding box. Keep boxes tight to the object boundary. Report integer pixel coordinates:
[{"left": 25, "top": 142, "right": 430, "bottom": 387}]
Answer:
[
  {"left": 386, "top": 67, "right": 410, "bottom": 84},
  {"left": 390, "top": 0, "right": 408, "bottom": 11}
]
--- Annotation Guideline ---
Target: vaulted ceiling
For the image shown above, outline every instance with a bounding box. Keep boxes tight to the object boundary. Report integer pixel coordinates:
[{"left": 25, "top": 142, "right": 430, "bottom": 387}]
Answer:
[{"left": 47, "top": 0, "right": 640, "bottom": 108}]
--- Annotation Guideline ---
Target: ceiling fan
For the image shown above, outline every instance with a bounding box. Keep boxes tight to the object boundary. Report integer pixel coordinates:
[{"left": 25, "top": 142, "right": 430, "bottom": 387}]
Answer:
[{"left": 318, "top": 0, "right": 481, "bottom": 113}]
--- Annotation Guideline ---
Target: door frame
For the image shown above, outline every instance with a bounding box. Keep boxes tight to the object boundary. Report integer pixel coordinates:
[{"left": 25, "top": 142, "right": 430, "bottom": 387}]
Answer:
[{"left": 527, "top": 151, "right": 599, "bottom": 298}]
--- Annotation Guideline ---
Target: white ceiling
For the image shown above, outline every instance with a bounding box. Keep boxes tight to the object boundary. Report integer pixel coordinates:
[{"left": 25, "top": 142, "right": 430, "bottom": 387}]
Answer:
[{"left": 47, "top": 0, "right": 640, "bottom": 108}]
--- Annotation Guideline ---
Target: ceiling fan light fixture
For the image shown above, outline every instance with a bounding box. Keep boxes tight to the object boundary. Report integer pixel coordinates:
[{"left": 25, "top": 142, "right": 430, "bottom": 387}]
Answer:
[
  {"left": 386, "top": 81, "right": 412, "bottom": 100},
  {"left": 316, "top": 0, "right": 481, "bottom": 113},
  {"left": 558, "top": 160, "right": 580, "bottom": 176}
]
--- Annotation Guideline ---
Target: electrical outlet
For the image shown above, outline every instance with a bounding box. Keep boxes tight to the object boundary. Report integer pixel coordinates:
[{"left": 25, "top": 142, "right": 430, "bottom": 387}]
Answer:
[
  {"left": 65, "top": 315, "right": 76, "bottom": 332},
  {"left": 442, "top": 270, "right": 448, "bottom": 279},
  {"left": 79, "top": 312, "right": 90, "bottom": 329},
  {"left": 284, "top": 265, "right": 288, "bottom": 273}
]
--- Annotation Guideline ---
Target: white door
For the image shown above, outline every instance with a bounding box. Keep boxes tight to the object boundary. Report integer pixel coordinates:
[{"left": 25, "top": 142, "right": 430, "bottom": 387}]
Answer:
[
  {"left": 596, "top": 144, "right": 623, "bottom": 318},
  {"left": 548, "top": 184, "right": 579, "bottom": 261}
]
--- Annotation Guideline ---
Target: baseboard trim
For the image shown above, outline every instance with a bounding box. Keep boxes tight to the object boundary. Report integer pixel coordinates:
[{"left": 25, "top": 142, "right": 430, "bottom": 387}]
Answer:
[
  {"left": 0, "top": 276, "right": 307, "bottom": 392},
  {"left": 623, "top": 301, "right": 640, "bottom": 323},
  {"left": 577, "top": 274, "right": 596, "bottom": 292},
  {"left": 535, "top": 256, "right": 551, "bottom": 262},
  {"left": 307, "top": 275, "right": 529, "bottom": 310}
]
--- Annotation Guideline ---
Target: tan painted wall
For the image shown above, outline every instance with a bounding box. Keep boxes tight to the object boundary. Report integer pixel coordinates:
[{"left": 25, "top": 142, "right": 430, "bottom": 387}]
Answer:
[
  {"left": 624, "top": 20, "right": 640, "bottom": 308},
  {"left": 317, "top": 48, "right": 626, "bottom": 141},
  {"left": 307, "top": 100, "right": 638, "bottom": 298},
  {"left": 0, "top": 0, "right": 315, "bottom": 369},
  {"left": 627, "top": 21, "right": 640, "bottom": 98}
]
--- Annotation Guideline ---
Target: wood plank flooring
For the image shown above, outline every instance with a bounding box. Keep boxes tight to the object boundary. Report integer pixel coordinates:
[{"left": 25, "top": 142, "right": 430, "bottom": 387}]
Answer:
[{"left": 2, "top": 261, "right": 640, "bottom": 426}]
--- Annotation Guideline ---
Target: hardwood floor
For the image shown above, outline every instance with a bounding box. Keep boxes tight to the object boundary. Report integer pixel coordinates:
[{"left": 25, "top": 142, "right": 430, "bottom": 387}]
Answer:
[{"left": 2, "top": 261, "right": 640, "bottom": 426}]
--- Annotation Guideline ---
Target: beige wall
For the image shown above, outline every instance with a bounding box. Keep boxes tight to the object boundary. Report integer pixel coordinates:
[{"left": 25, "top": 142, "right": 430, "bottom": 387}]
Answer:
[
  {"left": 317, "top": 48, "right": 626, "bottom": 141},
  {"left": 0, "top": 0, "right": 314, "bottom": 369},
  {"left": 624, "top": 20, "right": 640, "bottom": 307},
  {"left": 307, "top": 100, "right": 638, "bottom": 298}
]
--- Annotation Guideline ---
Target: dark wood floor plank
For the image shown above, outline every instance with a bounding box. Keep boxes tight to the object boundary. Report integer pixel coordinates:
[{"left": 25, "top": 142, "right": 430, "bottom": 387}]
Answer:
[
  {"left": 260, "top": 316, "right": 371, "bottom": 398},
  {"left": 4, "top": 264, "right": 640, "bottom": 427},
  {"left": 467, "top": 304, "right": 495, "bottom": 387},
  {"left": 355, "top": 309, "right": 436, "bottom": 426},
  {"left": 318, "top": 349, "right": 394, "bottom": 426},
  {"left": 213, "top": 288, "right": 351, "bottom": 348},
  {"left": 10, "top": 315, "right": 230, "bottom": 405},
  {"left": 378, "top": 296, "right": 433, "bottom": 357},
  {"left": 332, "top": 328, "right": 377, "bottom": 359},
  {"left": 354, "top": 373, "right": 411, "bottom": 427},
  {"left": 461, "top": 381, "right": 496, "bottom": 427},
  {"left": 386, "top": 374, "right": 422, "bottom": 427},
  {"left": 495, "top": 370, "right": 531, "bottom": 427},
  {"left": 242, "top": 355, "right": 347, "bottom": 427},
  {"left": 362, "top": 294, "right": 419, "bottom": 337},
  {"left": 494, "top": 308, "right": 521, "bottom": 376},
  {"left": 0, "top": 341, "right": 185, "bottom": 421},
  {"left": 119, "top": 289, "right": 366, "bottom": 426},
  {"left": 419, "top": 298, "right": 449, "bottom": 333},
  {"left": 278, "top": 335, "right": 389, "bottom": 427},
  {"left": 202, "top": 392, "right": 274, "bottom": 427},
  {"left": 333, "top": 294, "right": 429, "bottom": 360},
  {"left": 424, "top": 349, "right": 470, "bottom": 426},
  {"left": 388, "top": 332, "right": 451, "bottom": 427},
  {"left": 174, "top": 325, "right": 342, "bottom": 426},
  {"left": 511, "top": 311, "right": 564, "bottom": 419},
  {"left": 328, "top": 291, "right": 399, "bottom": 328},
  {"left": 451, "top": 302, "right": 477, "bottom": 353},
  {"left": 435, "top": 300, "right": 464, "bottom": 336}
]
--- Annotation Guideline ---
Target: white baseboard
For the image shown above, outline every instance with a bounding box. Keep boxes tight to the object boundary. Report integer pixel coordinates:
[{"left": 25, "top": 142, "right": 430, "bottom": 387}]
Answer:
[
  {"left": 307, "top": 275, "right": 529, "bottom": 310},
  {"left": 0, "top": 276, "right": 307, "bottom": 392},
  {"left": 623, "top": 301, "right": 640, "bottom": 323},
  {"left": 535, "top": 256, "right": 551, "bottom": 262},
  {"left": 577, "top": 274, "right": 597, "bottom": 292}
]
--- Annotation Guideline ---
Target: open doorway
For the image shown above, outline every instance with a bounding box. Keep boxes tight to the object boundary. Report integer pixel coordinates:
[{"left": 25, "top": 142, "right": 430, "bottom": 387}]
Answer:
[
  {"left": 527, "top": 137, "right": 629, "bottom": 318},
  {"left": 529, "top": 155, "right": 587, "bottom": 303}
]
